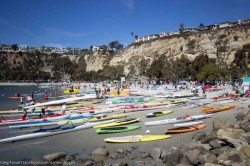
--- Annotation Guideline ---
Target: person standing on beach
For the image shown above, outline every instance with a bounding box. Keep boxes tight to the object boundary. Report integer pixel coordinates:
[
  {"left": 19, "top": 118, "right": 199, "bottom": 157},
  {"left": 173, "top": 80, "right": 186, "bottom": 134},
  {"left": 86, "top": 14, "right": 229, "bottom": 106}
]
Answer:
[
  {"left": 20, "top": 96, "right": 23, "bottom": 105},
  {"left": 202, "top": 85, "right": 206, "bottom": 98},
  {"left": 22, "top": 108, "right": 28, "bottom": 120},
  {"left": 61, "top": 103, "right": 67, "bottom": 115},
  {"left": 44, "top": 93, "right": 49, "bottom": 102},
  {"left": 16, "top": 93, "right": 20, "bottom": 97},
  {"left": 31, "top": 92, "right": 34, "bottom": 100},
  {"left": 41, "top": 106, "right": 45, "bottom": 116},
  {"left": 117, "top": 88, "right": 120, "bottom": 95},
  {"left": 103, "top": 87, "right": 107, "bottom": 95}
]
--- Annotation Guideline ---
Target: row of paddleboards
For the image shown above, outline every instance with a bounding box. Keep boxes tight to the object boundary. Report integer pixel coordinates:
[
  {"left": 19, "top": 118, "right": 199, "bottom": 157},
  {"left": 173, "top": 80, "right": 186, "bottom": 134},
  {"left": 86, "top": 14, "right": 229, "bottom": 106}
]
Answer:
[{"left": 0, "top": 113, "right": 210, "bottom": 144}]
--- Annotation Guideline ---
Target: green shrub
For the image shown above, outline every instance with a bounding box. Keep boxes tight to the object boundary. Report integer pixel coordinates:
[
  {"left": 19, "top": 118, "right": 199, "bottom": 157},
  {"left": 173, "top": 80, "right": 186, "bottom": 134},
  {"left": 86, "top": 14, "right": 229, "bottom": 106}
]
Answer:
[{"left": 234, "top": 35, "right": 239, "bottom": 41}]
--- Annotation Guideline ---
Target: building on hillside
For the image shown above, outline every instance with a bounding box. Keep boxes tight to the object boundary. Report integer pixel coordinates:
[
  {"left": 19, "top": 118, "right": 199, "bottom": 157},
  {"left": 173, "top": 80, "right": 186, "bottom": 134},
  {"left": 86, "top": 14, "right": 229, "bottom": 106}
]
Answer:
[
  {"left": 230, "top": 20, "right": 241, "bottom": 27},
  {"left": 204, "top": 24, "right": 218, "bottom": 30},
  {"left": 51, "top": 47, "right": 67, "bottom": 54},
  {"left": 136, "top": 34, "right": 159, "bottom": 42},
  {"left": 147, "top": 34, "right": 159, "bottom": 40},
  {"left": 68, "top": 48, "right": 81, "bottom": 55},
  {"left": 92, "top": 45, "right": 100, "bottom": 51},
  {"left": 27, "top": 47, "right": 36, "bottom": 53},
  {"left": 99, "top": 45, "right": 111, "bottom": 51},
  {"left": 168, "top": 31, "right": 180, "bottom": 36},
  {"left": 183, "top": 28, "right": 201, "bottom": 33},
  {"left": 218, "top": 22, "right": 231, "bottom": 28},
  {"left": 19, "top": 45, "right": 29, "bottom": 52},
  {"left": 159, "top": 32, "right": 168, "bottom": 37},
  {"left": 91, "top": 45, "right": 111, "bottom": 51},
  {"left": 241, "top": 18, "right": 250, "bottom": 26},
  {"left": 0, "top": 44, "right": 13, "bottom": 52},
  {"left": 136, "top": 37, "right": 143, "bottom": 42}
]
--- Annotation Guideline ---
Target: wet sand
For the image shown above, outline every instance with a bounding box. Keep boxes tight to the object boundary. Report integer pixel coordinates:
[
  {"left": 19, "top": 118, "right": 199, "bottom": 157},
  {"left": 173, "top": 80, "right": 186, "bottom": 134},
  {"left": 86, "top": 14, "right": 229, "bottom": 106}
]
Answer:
[{"left": 0, "top": 85, "right": 249, "bottom": 165}]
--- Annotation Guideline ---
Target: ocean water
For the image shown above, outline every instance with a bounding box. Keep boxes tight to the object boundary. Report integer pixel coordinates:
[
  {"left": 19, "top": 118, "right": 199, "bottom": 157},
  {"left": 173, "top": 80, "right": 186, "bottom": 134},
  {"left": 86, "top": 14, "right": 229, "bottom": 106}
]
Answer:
[{"left": 0, "top": 86, "right": 59, "bottom": 111}]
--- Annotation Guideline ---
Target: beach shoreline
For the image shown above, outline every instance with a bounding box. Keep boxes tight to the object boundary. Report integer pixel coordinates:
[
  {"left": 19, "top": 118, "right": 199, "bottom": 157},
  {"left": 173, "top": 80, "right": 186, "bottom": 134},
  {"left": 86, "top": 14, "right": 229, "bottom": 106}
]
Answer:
[
  {"left": 0, "top": 85, "right": 249, "bottom": 165},
  {"left": 0, "top": 82, "right": 38, "bottom": 86},
  {"left": 0, "top": 82, "right": 69, "bottom": 87}
]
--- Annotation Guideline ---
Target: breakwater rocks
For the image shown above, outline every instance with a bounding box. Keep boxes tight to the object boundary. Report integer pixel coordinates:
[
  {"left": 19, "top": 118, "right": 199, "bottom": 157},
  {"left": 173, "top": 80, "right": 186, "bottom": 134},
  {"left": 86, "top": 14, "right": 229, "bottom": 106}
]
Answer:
[{"left": 41, "top": 111, "right": 250, "bottom": 166}]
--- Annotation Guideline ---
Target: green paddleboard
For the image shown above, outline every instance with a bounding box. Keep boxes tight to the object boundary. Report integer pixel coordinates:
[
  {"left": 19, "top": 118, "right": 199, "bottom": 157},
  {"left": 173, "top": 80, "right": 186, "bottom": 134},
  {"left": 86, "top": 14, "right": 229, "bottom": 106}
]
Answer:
[{"left": 96, "top": 126, "right": 141, "bottom": 134}]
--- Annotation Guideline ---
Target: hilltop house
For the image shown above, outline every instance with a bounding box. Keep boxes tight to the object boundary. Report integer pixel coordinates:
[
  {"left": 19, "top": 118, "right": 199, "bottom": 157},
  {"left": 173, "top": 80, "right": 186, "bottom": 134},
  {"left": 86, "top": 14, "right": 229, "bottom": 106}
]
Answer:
[
  {"left": 183, "top": 28, "right": 201, "bottom": 33},
  {"left": 51, "top": 47, "right": 68, "bottom": 54},
  {"left": 136, "top": 34, "right": 159, "bottom": 42},
  {"left": 0, "top": 44, "right": 13, "bottom": 52},
  {"left": 68, "top": 48, "right": 81, "bottom": 55},
  {"left": 28, "top": 47, "right": 37, "bottom": 53},
  {"left": 241, "top": 18, "right": 250, "bottom": 25},
  {"left": 168, "top": 31, "right": 180, "bottom": 36},
  {"left": 218, "top": 22, "right": 231, "bottom": 28},
  {"left": 204, "top": 24, "right": 218, "bottom": 30},
  {"left": 19, "top": 45, "right": 29, "bottom": 52},
  {"left": 92, "top": 45, "right": 101, "bottom": 51},
  {"left": 92, "top": 45, "right": 111, "bottom": 52},
  {"left": 159, "top": 32, "right": 168, "bottom": 37}
]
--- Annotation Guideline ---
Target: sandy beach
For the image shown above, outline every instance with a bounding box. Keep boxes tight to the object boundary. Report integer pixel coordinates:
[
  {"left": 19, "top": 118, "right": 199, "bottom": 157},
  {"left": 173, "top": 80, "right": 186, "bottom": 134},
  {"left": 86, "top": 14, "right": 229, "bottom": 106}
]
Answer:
[{"left": 0, "top": 84, "right": 249, "bottom": 165}]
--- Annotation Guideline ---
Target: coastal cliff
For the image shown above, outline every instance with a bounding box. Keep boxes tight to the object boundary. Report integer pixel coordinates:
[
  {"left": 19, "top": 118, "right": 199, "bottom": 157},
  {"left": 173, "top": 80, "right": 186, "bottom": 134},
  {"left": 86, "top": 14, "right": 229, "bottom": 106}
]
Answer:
[
  {"left": 0, "top": 25, "right": 250, "bottom": 80},
  {"left": 94, "top": 26, "right": 250, "bottom": 75}
]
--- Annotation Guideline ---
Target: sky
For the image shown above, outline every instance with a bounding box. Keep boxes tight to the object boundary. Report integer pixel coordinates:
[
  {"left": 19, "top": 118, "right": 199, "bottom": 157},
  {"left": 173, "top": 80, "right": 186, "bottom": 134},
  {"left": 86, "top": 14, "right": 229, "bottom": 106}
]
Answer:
[{"left": 0, "top": 0, "right": 250, "bottom": 49}]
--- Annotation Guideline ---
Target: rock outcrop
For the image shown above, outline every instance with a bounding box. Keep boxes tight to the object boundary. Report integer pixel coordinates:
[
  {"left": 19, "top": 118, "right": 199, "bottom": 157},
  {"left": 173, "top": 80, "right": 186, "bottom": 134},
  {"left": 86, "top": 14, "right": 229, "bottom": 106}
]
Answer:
[{"left": 41, "top": 110, "right": 250, "bottom": 165}]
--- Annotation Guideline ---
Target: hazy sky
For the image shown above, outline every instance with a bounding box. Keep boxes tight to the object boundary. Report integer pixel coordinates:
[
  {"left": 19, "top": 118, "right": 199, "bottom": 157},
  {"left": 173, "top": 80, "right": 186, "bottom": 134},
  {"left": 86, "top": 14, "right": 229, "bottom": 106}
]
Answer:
[{"left": 0, "top": 0, "right": 249, "bottom": 49}]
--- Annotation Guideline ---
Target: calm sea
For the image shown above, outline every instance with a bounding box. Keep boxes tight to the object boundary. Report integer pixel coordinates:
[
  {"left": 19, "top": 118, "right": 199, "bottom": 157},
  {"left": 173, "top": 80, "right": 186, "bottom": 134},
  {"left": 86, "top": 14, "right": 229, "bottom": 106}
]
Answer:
[{"left": 0, "top": 86, "right": 60, "bottom": 111}]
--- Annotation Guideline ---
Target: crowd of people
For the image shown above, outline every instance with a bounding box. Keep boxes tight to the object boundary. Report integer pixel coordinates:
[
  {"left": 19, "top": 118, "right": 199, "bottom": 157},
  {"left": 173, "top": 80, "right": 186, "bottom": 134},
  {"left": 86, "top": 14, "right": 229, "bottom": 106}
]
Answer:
[{"left": 18, "top": 78, "right": 248, "bottom": 120}]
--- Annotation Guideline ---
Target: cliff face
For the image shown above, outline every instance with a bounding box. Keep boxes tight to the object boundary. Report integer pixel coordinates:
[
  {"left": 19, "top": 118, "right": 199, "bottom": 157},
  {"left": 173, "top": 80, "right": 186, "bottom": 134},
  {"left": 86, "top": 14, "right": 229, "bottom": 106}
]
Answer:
[
  {"left": 1, "top": 26, "right": 249, "bottom": 78},
  {"left": 84, "top": 51, "right": 110, "bottom": 71},
  {"left": 85, "top": 26, "right": 250, "bottom": 75}
]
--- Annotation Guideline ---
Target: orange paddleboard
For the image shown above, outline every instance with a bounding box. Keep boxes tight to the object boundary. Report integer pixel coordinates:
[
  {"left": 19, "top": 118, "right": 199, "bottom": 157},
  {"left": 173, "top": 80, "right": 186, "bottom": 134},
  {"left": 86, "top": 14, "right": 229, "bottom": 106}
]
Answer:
[{"left": 165, "top": 124, "right": 206, "bottom": 134}]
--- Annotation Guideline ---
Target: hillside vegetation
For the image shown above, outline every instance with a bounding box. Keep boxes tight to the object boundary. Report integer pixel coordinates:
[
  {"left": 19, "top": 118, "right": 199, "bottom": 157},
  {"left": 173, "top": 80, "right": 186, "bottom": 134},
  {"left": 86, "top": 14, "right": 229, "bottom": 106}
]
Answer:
[{"left": 0, "top": 25, "right": 250, "bottom": 82}]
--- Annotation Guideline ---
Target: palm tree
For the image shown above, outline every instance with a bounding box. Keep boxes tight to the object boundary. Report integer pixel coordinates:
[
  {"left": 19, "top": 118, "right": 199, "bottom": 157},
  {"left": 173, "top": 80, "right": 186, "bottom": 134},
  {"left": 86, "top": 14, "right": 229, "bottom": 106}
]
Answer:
[
  {"left": 179, "top": 23, "right": 185, "bottom": 33},
  {"left": 131, "top": 32, "right": 134, "bottom": 37},
  {"left": 134, "top": 35, "right": 138, "bottom": 42},
  {"left": 131, "top": 32, "right": 134, "bottom": 43},
  {"left": 198, "top": 23, "right": 205, "bottom": 30}
]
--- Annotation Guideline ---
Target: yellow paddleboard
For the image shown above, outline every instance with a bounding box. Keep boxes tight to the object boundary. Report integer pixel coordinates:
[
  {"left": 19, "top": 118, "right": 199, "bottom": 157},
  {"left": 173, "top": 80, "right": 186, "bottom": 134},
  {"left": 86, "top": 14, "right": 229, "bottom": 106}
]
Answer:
[
  {"left": 104, "top": 135, "right": 171, "bottom": 143},
  {"left": 93, "top": 118, "right": 140, "bottom": 128},
  {"left": 64, "top": 89, "right": 80, "bottom": 94},
  {"left": 163, "top": 99, "right": 188, "bottom": 104}
]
